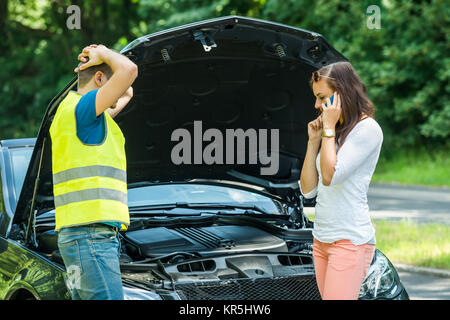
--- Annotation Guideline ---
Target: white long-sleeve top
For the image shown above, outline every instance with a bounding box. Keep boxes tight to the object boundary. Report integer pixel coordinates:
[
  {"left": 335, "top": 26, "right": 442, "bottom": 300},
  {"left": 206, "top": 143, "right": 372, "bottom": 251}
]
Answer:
[{"left": 300, "top": 117, "right": 383, "bottom": 245}]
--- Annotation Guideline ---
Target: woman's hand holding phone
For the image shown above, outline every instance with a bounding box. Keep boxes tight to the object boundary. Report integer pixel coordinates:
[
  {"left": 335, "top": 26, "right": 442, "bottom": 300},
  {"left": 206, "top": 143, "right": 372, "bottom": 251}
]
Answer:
[{"left": 321, "top": 92, "right": 342, "bottom": 129}]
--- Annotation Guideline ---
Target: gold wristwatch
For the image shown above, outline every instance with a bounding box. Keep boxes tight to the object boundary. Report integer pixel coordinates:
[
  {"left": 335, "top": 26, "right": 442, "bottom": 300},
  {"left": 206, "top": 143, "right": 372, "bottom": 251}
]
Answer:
[{"left": 322, "top": 128, "right": 335, "bottom": 138}]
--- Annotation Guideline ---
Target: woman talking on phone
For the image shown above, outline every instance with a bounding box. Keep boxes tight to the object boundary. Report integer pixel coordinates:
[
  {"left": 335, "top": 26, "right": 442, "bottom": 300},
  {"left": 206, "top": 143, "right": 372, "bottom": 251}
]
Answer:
[{"left": 300, "top": 61, "right": 383, "bottom": 300}]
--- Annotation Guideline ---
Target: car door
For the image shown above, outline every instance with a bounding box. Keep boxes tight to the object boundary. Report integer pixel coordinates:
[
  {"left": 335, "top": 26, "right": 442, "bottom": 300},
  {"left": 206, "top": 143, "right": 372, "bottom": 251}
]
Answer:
[{"left": 0, "top": 145, "right": 69, "bottom": 300}]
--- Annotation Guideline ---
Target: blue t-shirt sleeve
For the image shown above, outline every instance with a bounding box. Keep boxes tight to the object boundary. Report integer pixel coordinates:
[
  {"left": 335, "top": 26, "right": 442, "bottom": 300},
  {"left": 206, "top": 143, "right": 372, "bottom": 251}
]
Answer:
[{"left": 75, "top": 89, "right": 105, "bottom": 144}]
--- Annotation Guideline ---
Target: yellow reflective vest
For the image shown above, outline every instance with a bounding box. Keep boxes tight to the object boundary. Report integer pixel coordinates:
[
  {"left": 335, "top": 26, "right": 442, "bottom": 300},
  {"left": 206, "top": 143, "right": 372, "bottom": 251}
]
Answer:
[{"left": 49, "top": 91, "right": 129, "bottom": 231}]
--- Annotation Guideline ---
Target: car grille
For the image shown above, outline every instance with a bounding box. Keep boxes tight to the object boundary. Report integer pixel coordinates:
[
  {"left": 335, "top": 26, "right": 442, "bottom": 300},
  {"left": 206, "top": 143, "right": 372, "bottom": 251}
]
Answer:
[{"left": 175, "top": 275, "right": 321, "bottom": 300}]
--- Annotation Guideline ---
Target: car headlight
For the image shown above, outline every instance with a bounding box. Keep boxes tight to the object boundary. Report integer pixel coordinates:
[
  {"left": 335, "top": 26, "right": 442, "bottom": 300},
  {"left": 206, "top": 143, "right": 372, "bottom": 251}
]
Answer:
[
  {"left": 359, "top": 250, "right": 403, "bottom": 299},
  {"left": 123, "top": 286, "right": 163, "bottom": 300}
]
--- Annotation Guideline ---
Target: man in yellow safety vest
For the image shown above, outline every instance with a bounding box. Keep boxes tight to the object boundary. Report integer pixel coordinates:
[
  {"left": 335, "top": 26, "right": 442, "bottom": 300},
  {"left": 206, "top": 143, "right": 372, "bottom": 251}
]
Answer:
[{"left": 50, "top": 44, "right": 138, "bottom": 300}]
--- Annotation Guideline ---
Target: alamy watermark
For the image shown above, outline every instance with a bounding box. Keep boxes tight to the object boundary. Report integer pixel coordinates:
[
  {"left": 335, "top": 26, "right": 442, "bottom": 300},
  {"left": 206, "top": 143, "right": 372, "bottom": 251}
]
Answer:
[
  {"left": 366, "top": 5, "right": 381, "bottom": 30},
  {"left": 171, "top": 121, "right": 280, "bottom": 176},
  {"left": 66, "top": 5, "right": 81, "bottom": 30},
  {"left": 65, "top": 265, "right": 81, "bottom": 291}
]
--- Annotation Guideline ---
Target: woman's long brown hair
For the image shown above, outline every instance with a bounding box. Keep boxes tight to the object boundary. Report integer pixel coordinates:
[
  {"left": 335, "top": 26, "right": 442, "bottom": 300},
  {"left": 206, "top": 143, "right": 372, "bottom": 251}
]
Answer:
[{"left": 310, "top": 61, "right": 375, "bottom": 150}]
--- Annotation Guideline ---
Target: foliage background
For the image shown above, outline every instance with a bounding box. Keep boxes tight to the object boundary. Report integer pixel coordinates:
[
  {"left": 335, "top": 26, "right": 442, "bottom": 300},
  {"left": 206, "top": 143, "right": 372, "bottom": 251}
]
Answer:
[{"left": 0, "top": 0, "right": 449, "bottom": 158}]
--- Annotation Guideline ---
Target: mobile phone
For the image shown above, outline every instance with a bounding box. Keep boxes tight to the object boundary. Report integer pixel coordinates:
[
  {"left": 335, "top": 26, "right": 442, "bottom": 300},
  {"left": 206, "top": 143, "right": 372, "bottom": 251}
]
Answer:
[
  {"left": 324, "top": 94, "right": 334, "bottom": 107},
  {"left": 319, "top": 94, "right": 334, "bottom": 113}
]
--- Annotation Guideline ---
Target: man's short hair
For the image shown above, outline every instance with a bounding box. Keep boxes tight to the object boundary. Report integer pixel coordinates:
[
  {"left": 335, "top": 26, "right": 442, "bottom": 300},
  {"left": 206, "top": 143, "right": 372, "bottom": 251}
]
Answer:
[{"left": 77, "top": 62, "right": 113, "bottom": 89}]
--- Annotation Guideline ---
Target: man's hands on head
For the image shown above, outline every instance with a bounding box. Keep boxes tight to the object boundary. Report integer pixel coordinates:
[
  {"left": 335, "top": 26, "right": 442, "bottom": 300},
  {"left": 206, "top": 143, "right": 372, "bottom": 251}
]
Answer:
[
  {"left": 74, "top": 44, "right": 107, "bottom": 72},
  {"left": 75, "top": 44, "right": 138, "bottom": 117}
]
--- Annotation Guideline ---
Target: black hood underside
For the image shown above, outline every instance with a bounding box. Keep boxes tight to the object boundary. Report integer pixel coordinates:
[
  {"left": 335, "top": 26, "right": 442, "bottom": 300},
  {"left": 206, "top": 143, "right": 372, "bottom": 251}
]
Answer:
[{"left": 14, "top": 16, "right": 347, "bottom": 225}]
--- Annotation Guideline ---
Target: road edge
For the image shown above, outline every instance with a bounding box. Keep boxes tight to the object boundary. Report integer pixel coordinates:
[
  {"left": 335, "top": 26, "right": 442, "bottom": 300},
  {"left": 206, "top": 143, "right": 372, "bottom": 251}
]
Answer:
[{"left": 394, "top": 263, "right": 450, "bottom": 278}]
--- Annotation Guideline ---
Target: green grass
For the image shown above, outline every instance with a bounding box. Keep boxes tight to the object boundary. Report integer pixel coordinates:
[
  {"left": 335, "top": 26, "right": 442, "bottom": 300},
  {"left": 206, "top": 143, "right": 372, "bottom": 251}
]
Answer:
[
  {"left": 372, "top": 147, "right": 450, "bottom": 187},
  {"left": 372, "top": 219, "right": 450, "bottom": 270},
  {"left": 306, "top": 214, "right": 450, "bottom": 270}
]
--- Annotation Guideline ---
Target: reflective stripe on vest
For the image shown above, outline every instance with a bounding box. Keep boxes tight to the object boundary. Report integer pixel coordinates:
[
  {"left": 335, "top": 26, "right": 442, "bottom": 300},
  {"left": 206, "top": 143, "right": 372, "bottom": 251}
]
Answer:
[
  {"left": 53, "top": 165, "right": 127, "bottom": 185},
  {"left": 54, "top": 188, "right": 127, "bottom": 207}
]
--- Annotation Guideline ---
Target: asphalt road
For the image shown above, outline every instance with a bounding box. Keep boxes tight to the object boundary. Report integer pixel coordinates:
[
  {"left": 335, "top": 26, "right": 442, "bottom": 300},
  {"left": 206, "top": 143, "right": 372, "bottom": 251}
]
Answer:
[
  {"left": 367, "top": 183, "right": 450, "bottom": 224},
  {"left": 397, "top": 271, "right": 450, "bottom": 300}
]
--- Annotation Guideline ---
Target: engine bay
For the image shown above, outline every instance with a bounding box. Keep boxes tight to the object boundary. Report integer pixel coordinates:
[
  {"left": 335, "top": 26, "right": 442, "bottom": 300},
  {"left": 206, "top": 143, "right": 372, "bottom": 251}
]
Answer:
[
  {"left": 123, "top": 225, "right": 288, "bottom": 258},
  {"left": 31, "top": 213, "right": 316, "bottom": 298},
  {"left": 35, "top": 213, "right": 314, "bottom": 266}
]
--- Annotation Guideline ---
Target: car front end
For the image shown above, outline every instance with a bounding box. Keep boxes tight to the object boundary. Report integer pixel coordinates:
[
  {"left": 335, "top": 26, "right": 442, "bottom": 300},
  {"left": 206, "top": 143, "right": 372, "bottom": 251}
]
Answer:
[{"left": 9, "top": 16, "right": 409, "bottom": 300}]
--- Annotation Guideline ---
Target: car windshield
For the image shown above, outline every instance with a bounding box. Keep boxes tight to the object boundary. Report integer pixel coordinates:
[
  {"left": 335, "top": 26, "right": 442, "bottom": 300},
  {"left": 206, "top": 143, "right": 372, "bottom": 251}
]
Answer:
[
  {"left": 10, "top": 146, "right": 286, "bottom": 216},
  {"left": 128, "top": 184, "right": 285, "bottom": 214},
  {"left": 9, "top": 147, "right": 33, "bottom": 199}
]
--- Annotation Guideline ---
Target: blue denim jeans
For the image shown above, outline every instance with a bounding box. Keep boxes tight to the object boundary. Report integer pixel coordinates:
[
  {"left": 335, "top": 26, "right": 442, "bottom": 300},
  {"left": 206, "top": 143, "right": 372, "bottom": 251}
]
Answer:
[{"left": 57, "top": 224, "right": 124, "bottom": 300}]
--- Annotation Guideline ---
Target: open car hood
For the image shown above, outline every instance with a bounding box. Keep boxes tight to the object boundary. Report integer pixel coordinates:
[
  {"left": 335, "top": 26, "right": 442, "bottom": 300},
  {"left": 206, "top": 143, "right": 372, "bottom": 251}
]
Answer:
[{"left": 13, "top": 16, "right": 347, "bottom": 226}]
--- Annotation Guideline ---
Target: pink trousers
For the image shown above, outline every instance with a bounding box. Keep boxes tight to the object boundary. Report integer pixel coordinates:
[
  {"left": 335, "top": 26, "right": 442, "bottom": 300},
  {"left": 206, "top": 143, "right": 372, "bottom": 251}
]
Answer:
[{"left": 312, "top": 238, "right": 375, "bottom": 300}]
